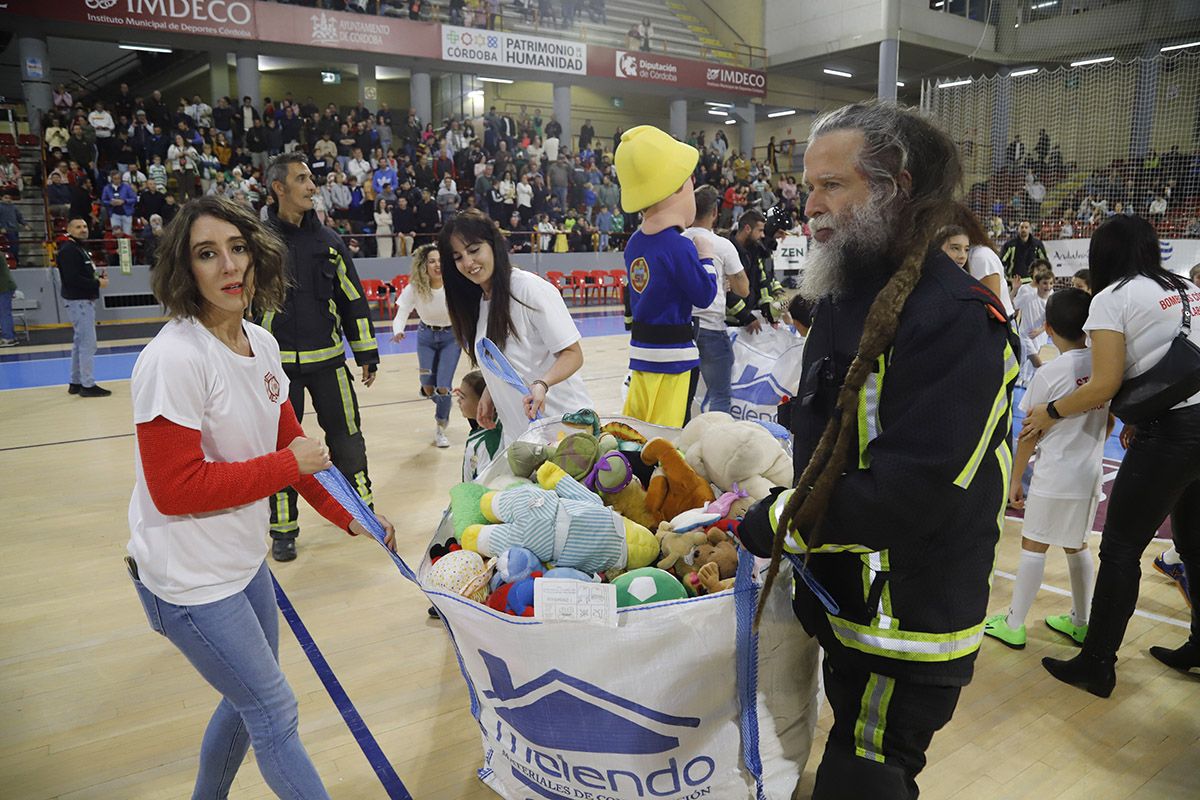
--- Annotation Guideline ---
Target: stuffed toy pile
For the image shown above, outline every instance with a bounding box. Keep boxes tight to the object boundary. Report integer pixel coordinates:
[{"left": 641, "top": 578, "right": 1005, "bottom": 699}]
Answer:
[{"left": 427, "top": 410, "right": 794, "bottom": 616}]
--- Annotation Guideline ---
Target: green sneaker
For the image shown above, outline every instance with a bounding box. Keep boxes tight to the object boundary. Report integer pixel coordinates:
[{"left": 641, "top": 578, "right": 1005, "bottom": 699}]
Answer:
[
  {"left": 984, "top": 613, "right": 1027, "bottom": 649},
  {"left": 1045, "top": 614, "right": 1088, "bottom": 645}
]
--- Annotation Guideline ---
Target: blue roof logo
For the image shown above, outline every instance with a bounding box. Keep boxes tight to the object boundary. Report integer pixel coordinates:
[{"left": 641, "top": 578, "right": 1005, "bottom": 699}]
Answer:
[{"left": 479, "top": 650, "right": 700, "bottom": 755}]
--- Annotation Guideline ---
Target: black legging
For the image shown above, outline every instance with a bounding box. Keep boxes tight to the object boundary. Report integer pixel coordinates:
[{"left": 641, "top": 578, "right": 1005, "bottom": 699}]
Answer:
[{"left": 1083, "top": 403, "right": 1200, "bottom": 660}]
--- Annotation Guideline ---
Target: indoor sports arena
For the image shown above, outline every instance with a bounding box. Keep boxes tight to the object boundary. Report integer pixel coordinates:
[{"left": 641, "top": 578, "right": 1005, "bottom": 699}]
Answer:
[{"left": 1, "top": 1, "right": 1198, "bottom": 798}]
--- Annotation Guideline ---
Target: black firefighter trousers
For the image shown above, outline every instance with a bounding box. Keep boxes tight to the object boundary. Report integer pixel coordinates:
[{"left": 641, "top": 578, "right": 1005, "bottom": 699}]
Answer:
[
  {"left": 270, "top": 364, "right": 372, "bottom": 540},
  {"left": 812, "top": 655, "right": 963, "bottom": 799}
]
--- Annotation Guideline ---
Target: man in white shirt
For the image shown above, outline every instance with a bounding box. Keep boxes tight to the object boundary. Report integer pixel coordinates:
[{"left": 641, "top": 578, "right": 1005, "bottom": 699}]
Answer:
[
  {"left": 88, "top": 101, "right": 115, "bottom": 164},
  {"left": 683, "top": 185, "right": 750, "bottom": 414},
  {"left": 347, "top": 147, "right": 371, "bottom": 185},
  {"left": 188, "top": 95, "right": 213, "bottom": 130}
]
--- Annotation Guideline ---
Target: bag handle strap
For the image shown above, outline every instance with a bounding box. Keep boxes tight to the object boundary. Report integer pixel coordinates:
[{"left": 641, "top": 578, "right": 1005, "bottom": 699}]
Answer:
[
  {"left": 313, "top": 467, "right": 418, "bottom": 584},
  {"left": 1178, "top": 284, "right": 1192, "bottom": 335}
]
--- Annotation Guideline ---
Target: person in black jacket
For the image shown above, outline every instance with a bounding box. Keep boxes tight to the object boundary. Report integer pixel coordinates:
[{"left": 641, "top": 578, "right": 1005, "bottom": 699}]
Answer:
[
  {"left": 58, "top": 217, "right": 112, "bottom": 397},
  {"left": 259, "top": 153, "right": 381, "bottom": 562},
  {"left": 737, "top": 103, "right": 1019, "bottom": 799},
  {"left": 999, "top": 220, "right": 1048, "bottom": 287}
]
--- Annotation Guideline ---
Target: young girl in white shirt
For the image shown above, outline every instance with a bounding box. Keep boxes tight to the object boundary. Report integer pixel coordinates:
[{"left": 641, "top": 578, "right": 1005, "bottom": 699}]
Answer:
[
  {"left": 439, "top": 210, "right": 591, "bottom": 445},
  {"left": 391, "top": 244, "right": 461, "bottom": 447},
  {"left": 127, "top": 196, "right": 396, "bottom": 798}
]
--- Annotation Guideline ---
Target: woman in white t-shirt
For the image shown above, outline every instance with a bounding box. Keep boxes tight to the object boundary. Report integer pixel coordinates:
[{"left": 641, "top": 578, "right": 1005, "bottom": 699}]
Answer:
[
  {"left": 1023, "top": 215, "right": 1200, "bottom": 695},
  {"left": 126, "top": 196, "right": 396, "bottom": 799},
  {"left": 391, "top": 244, "right": 462, "bottom": 447},
  {"left": 439, "top": 210, "right": 591, "bottom": 445}
]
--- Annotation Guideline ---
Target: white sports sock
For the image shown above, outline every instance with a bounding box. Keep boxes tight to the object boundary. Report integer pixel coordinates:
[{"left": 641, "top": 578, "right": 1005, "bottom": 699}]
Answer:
[
  {"left": 1162, "top": 545, "right": 1181, "bottom": 565},
  {"left": 1066, "top": 548, "right": 1095, "bottom": 626},
  {"left": 1007, "top": 550, "right": 1046, "bottom": 630}
]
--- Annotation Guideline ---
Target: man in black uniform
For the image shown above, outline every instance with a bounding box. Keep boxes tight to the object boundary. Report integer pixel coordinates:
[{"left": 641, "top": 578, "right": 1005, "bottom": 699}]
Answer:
[
  {"left": 999, "top": 219, "right": 1048, "bottom": 287},
  {"left": 736, "top": 103, "right": 1019, "bottom": 799},
  {"left": 261, "top": 152, "right": 381, "bottom": 561},
  {"left": 726, "top": 209, "right": 784, "bottom": 331}
]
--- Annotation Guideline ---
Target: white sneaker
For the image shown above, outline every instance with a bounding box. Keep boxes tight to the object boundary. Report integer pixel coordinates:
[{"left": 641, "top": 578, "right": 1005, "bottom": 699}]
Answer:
[
  {"left": 0, "top": 338, "right": 16, "bottom": 347},
  {"left": 435, "top": 427, "right": 450, "bottom": 448}
]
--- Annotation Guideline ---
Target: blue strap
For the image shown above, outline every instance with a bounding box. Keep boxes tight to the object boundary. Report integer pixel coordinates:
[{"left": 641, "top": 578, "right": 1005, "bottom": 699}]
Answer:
[
  {"left": 784, "top": 552, "right": 841, "bottom": 615},
  {"left": 733, "top": 547, "right": 767, "bottom": 800},
  {"left": 272, "top": 573, "right": 412, "bottom": 800},
  {"left": 478, "top": 337, "right": 542, "bottom": 420},
  {"left": 313, "top": 467, "right": 417, "bottom": 583}
]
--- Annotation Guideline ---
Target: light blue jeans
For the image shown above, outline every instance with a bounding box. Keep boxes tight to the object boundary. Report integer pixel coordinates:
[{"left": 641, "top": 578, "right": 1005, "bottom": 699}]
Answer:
[
  {"left": 64, "top": 298, "right": 97, "bottom": 387},
  {"left": 417, "top": 323, "right": 462, "bottom": 423},
  {"left": 131, "top": 561, "right": 330, "bottom": 800},
  {"left": 696, "top": 326, "right": 734, "bottom": 414}
]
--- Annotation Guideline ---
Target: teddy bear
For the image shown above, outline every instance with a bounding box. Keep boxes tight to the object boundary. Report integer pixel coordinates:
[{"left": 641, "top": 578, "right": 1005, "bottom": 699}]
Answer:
[
  {"left": 654, "top": 521, "right": 709, "bottom": 574},
  {"left": 461, "top": 461, "right": 658, "bottom": 575},
  {"left": 641, "top": 437, "right": 715, "bottom": 526},
  {"left": 677, "top": 412, "right": 793, "bottom": 506},
  {"left": 680, "top": 528, "right": 739, "bottom": 596}
]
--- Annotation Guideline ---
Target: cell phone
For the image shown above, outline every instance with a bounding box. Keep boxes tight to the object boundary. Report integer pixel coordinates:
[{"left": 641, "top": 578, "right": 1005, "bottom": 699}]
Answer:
[{"left": 124, "top": 555, "right": 139, "bottom": 581}]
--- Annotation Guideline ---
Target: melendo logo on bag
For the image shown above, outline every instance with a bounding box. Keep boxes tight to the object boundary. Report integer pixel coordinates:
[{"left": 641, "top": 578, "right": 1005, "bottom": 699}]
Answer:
[{"left": 479, "top": 650, "right": 719, "bottom": 798}]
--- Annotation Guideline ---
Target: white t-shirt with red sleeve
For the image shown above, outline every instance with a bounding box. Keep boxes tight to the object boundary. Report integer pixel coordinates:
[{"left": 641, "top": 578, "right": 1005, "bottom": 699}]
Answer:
[
  {"left": 1084, "top": 275, "right": 1200, "bottom": 412},
  {"left": 127, "top": 317, "right": 291, "bottom": 605}
]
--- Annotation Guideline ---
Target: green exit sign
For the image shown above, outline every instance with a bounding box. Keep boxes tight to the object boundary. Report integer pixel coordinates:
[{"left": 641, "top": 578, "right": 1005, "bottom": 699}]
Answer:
[
  {"left": 321, "top": 71, "right": 341, "bottom": 85},
  {"left": 612, "top": 97, "right": 623, "bottom": 108}
]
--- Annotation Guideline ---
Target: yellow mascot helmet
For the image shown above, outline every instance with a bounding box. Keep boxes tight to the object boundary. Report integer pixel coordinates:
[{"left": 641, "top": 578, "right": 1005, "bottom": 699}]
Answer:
[{"left": 615, "top": 125, "right": 699, "bottom": 213}]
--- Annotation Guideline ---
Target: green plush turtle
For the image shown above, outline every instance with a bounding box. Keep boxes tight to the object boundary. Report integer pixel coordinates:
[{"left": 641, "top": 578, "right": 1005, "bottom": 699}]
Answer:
[
  {"left": 550, "top": 432, "right": 601, "bottom": 481},
  {"left": 562, "top": 408, "right": 601, "bottom": 436},
  {"left": 507, "top": 441, "right": 556, "bottom": 479},
  {"left": 614, "top": 567, "right": 688, "bottom": 607}
]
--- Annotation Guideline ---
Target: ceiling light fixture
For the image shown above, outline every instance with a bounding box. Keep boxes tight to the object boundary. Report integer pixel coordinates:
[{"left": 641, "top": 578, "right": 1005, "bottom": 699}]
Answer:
[
  {"left": 767, "top": 109, "right": 796, "bottom": 118},
  {"left": 1010, "top": 67, "right": 1040, "bottom": 77},
  {"left": 707, "top": 109, "right": 729, "bottom": 116},
  {"left": 704, "top": 101, "right": 734, "bottom": 108},
  {"left": 823, "top": 68, "right": 853, "bottom": 78},
  {"left": 1161, "top": 41, "right": 1200, "bottom": 53},
  {"left": 477, "top": 77, "right": 514, "bottom": 84},
  {"left": 937, "top": 78, "right": 973, "bottom": 88},
  {"left": 1070, "top": 56, "right": 1114, "bottom": 66},
  {"left": 119, "top": 44, "right": 173, "bottom": 53},
  {"left": 896, "top": 81, "right": 905, "bottom": 87},
  {"left": 724, "top": 119, "right": 736, "bottom": 125}
]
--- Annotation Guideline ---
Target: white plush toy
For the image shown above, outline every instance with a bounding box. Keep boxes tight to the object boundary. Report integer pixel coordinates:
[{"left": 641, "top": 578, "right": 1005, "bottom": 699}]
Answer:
[{"left": 677, "top": 412, "right": 793, "bottom": 504}]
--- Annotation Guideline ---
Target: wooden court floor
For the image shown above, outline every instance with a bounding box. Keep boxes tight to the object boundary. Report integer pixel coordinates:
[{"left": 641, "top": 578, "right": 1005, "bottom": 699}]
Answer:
[{"left": 1, "top": 333, "right": 1196, "bottom": 799}]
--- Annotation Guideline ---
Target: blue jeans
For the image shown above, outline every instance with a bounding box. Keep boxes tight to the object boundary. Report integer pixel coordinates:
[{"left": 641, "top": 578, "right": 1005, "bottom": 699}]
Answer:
[
  {"left": 0, "top": 290, "right": 14, "bottom": 340},
  {"left": 131, "top": 562, "right": 331, "bottom": 800},
  {"left": 553, "top": 186, "right": 568, "bottom": 210},
  {"left": 417, "top": 323, "right": 462, "bottom": 423},
  {"left": 64, "top": 298, "right": 97, "bottom": 386},
  {"left": 696, "top": 326, "right": 734, "bottom": 414}
]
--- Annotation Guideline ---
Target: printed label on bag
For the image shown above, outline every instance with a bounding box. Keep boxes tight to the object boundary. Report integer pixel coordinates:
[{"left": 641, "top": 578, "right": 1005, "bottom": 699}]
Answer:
[{"left": 534, "top": 579, "right": 618, "bottom": 627}]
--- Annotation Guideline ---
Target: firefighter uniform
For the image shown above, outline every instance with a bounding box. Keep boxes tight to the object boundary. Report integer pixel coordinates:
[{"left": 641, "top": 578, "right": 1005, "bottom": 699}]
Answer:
[
  {"left": 739, "top": 253, "right": 1020, "bottom": 798},
  {"left": 726, "top": 235, "right": 785, "bottom": 326},
  {"left": 259, "top": 207, "right": 380, "bottom": 542}
]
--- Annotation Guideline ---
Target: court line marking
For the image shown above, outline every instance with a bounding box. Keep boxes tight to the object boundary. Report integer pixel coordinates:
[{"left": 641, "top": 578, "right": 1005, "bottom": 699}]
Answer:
[{"left": 992, "top": 569, "right": 1189, "bottom": 629}]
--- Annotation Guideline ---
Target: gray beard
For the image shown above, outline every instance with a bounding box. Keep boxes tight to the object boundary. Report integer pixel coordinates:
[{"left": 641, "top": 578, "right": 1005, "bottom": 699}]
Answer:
[{"left": 799, "top": 195, "right": 896, "bottom": 302}]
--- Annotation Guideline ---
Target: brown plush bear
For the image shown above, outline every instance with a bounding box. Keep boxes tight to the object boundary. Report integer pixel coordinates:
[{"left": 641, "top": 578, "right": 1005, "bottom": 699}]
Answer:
[
  {"left": 654, "top": 521, "right": 709, "bottom": 574},
  {"left": 641, "top": 438, "right": 715, "bottom": 526},
  {"left": 681, "top": 528, "right": 739, "bottom": 595}
]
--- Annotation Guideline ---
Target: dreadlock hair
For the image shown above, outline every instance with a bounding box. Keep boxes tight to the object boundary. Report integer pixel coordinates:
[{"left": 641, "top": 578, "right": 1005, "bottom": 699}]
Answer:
[{"left": 755, "top": 101, "right": 963, "bottom": 629}]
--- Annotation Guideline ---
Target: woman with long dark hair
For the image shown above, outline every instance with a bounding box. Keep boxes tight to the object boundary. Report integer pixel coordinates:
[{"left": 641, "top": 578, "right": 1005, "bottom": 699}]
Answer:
[
  {"left": 438, "top": 210, "right": 590, "bottom": 444},
  {"left": 951, "top": 203, "right": 1014, "bottom": 318},
  {"left": 127, "top": 196, "right": 395, "bottom": 798},
  {"left": 1024, "top": 214, "right": 1200, "bottom": 695}
]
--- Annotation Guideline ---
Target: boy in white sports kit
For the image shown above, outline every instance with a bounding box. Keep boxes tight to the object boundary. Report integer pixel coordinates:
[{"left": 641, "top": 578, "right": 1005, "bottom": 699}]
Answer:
[{"left": 986, "top": 288, "right": 1114, "bottom": 648}]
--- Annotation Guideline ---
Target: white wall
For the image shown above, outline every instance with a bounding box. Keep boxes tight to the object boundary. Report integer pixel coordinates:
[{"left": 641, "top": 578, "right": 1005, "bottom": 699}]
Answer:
[{"left": 765, "top": 0, "right": 884, "bottom": 67}]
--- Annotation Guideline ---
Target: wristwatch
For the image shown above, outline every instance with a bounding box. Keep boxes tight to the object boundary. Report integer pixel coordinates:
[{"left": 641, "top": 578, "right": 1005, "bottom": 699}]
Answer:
[{"left": 1047, "top": 400, "right": 1062, "bottom": 420}]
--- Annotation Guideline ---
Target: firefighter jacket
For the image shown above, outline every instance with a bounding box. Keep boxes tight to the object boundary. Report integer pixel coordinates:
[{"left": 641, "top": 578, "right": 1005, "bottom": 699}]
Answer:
[
  {"left": 726, "top": 235, "right": 785, "bottom": 325},
  {"left": 259, "top": 207, "right": 379, "bottom": 375},
  {"left": 738, "top": 252, "right": 1020, "bottom": 686}
]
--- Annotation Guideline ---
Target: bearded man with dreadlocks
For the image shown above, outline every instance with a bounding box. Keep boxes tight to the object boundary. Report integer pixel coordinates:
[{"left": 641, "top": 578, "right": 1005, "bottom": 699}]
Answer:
[{"left": 736, "top": 102, "right": 1020, "bottom": 799}]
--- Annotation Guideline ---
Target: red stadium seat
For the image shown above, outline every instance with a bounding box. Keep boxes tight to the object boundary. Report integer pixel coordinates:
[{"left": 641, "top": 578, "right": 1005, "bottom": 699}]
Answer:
[
  {"left": 608, "top": 268, "right": 626, "bottom": 303},
  {"left": 360, "top": 278, "right": 392, "bottom": 318},
  {"left": 17, "top": 134, "right": 39, "bottom": 147},
  {"left": 0, "top": 134, "right": 14, "bottom": 147},
  {"left": 391, "top": 273, "right": 409, "bottom": 294},
  {"left": 569, "top": 270, "right": 594, "bottom": 304},
  {"left": 545, "top": 270, "right": 574, "bottom": 301}
]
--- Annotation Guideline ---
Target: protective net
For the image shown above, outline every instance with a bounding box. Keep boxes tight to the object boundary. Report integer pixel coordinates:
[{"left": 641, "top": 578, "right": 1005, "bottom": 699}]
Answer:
[{"left": 922, "top": 49, "right": 1200, "bottom": 242}]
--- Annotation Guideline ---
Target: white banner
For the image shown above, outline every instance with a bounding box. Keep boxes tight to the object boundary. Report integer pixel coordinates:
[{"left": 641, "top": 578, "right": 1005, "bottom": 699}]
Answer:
[
  {"left": 772, "top": 234, "right": 807, "bottom": 276},
  {"left": 442, "top": 25, "right": 587, "bottom": 74},
  {"left": 1044, "top": 239, "right": 1200, "bottom": 278}
]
